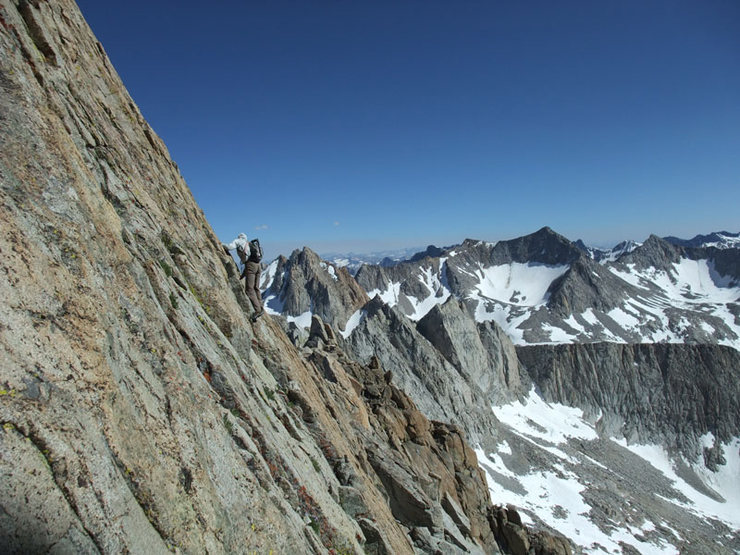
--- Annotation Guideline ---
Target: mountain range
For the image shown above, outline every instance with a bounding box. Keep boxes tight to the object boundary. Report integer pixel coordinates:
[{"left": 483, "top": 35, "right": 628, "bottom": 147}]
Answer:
[
  {"left": 265, "top": 227, "right": 740, "bottom": 350},
  {"left": 263, "top": 227, "right": 740, "bottom": 553}
]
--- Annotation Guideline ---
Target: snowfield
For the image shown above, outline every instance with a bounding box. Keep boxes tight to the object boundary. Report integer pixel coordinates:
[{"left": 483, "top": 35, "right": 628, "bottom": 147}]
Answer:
[
  {"left": 466, "top": 262, "right": 570, "bottom": 345},
  {"left": 610, "top": 259, "right": 740, "bottom": 305},
  {"left": 367, "top": 281, "right": 402, "bottom": 307},
  {"left": 478, "top": 390, "right": 740, "bottom": 553},
  {"left": 471, "top": 263, "right": 570, "bottom": 307}
]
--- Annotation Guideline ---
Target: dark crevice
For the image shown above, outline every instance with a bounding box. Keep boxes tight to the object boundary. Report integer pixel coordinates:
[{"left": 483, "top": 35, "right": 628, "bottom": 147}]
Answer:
[{"left": 17, "top": 0, "right": 58, "bottom": 66}]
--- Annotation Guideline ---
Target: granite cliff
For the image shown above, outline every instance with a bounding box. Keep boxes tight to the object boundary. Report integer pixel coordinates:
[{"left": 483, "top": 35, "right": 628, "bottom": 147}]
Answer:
[{"left": 0, "top": 1, "right": 572, "bottom": 553}]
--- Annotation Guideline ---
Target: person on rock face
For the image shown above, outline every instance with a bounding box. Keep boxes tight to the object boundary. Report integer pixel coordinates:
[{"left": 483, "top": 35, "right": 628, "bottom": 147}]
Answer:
[{"left": 222, "top": 233, "right": 264, "bottom": 322}]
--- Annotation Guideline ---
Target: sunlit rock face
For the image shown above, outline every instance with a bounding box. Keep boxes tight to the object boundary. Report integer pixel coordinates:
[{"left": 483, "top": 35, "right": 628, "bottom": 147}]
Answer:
[{"left": 0, "top": 1, "right": 574, "bottom": 553}]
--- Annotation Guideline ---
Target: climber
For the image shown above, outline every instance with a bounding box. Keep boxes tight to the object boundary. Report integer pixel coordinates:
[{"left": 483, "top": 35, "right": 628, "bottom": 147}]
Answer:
[{"left": 222, "top": 233, "right": 265, "bottom": 322}]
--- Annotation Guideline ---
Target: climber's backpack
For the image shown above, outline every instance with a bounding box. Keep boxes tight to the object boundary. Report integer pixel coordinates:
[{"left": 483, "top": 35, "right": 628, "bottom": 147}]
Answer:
[
  {"left": 248, "top": 238, "right": 263, "bottom": 263},
  {"left": 235, "top": 242, "right": 249, "bottom": 264}
]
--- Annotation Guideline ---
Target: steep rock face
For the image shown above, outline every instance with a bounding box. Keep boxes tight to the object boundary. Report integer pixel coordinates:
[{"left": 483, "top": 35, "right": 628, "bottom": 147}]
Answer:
[
  {"left": 0, "top": 0, "right": 308, "bottom": 549},
  {"left": 341, "top": 297, "right": 503, "bottom": 451},
  {"left": 416, "top": 298, "right": 527, "bottom": 404},
  {"left": 355, "top": 256, "right": 449, "bottom": 321},
  {"left": 0, "top": 2, "right": 574, "bottom": 553},
  {"left": 702, "top": 246, "right": 740, "bottom": 283},
  {"left": 517, "top": 342, "right": 740, "bottom": 455},
  {"left": 546, "top": 258, "right": 629, "bottom": 316},
  {"left": 263, "top": 247, "right": 369, "bottom": 331},
  {"left": 620, "top": 234, "right": 684, "bottom": 270}
]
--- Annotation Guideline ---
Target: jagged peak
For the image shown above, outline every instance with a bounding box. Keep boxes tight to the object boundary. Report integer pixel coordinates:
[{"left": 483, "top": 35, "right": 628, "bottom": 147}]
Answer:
[
  {"left": 534, "top": 225, "right": 557, "bottom": 236},
  {"left": 528, "top": 225, "right": 571, "bottom": 243},
  {"left": 490, "top": 226, "right": 583, "bottom": 265},
  {"left": 619, "top": 234, "right": 682, "bottom": 267},
  {"left": 289, "top": 245, "right": 321, "bottom": 263},
  {"left": 574, "top": 238, "right": 589, "bottom": 251},
  {"left": 639, "top": 234, "right": 679, "bottom": 253}
]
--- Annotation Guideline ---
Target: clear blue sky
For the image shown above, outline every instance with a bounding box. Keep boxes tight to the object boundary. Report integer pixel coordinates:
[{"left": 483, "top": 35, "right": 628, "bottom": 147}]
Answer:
[{"left": 77, "top": 0, "right": 739, "bottom": 260}]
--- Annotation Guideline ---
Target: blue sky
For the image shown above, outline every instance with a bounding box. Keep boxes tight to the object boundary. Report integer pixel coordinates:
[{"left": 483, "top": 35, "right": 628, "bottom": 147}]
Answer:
[{"left": 77, "top": 0, "right": 739, "bottom": 260}]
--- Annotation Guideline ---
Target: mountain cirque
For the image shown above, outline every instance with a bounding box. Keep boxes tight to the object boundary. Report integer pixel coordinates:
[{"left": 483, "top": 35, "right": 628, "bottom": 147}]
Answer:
[{"left": 0, "top": 1, "right": 573, "bottom": 553}]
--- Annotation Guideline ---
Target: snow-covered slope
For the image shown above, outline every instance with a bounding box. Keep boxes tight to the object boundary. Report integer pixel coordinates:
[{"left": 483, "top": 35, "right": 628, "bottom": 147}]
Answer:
[
  {"left": 467, "top": 261, "right": 570, "bottom": 343},
  {"left": 476, "top": 389, "right": 740, "bottom": 554},
  {"left": 366, "top": 259, "right": 452, "bottom": 321}
]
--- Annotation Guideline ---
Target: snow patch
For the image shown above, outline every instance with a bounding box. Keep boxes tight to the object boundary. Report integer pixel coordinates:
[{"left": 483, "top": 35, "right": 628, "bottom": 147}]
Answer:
[
  {"left": 319, "top": 261, "right": 339, "bottom": 281},
  {"left": 472, "top": 262, "right": 569, "bottom": 307},
  {"left": 612, "top": 436, "right": 740, "bottom": 530},
  {"left": 563, "top": 314, "right": 586, "bottom": 334},
  {"left": 368, "top": 281, "right": 401, "bottom": 306},
  {"left": 340, "top": 309, "right": 365, "bottom": 339},
  {"left": 608, "top": 306, "right": 641, "bottom": 330},
  {"left": 474, "top": 303, "right": 529, "bottom": 344},
  {"left": 402, "top": 264, "right": 451, "bottom": 321},
  {"left": 495, "top": 389, "right": 598, "bottom": 444},
  {"left": 260, "top": 259, "right": 281, "bottom": 290},
  {"left": 542, "top": 323, "right": 578, "bottom": 343},
  {"left": 581, "top": 309, "right": 600, "bottom": 327},
  {"left": 287, "top": 311, "right": 313, "bottom": 329}
]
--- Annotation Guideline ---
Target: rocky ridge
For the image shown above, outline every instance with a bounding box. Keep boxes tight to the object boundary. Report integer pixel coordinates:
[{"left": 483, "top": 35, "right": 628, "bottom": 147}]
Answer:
[
  {"left": 262, "top": 247, "right": 369, "bottom": 332},
  {"left": 663, "top": 231, "right": 740, "bottom": 250},
  {"left": 263, "top": 227, "right": 740, "bottom": 457},
  {"left": 0, "top": 1, "right": 570, "bottom": 553}
]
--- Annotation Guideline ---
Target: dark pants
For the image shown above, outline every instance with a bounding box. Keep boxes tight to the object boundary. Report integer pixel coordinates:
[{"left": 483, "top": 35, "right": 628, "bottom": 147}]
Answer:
[{"left": 244, "top": 261, "right": 263, "bottom": 313}]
